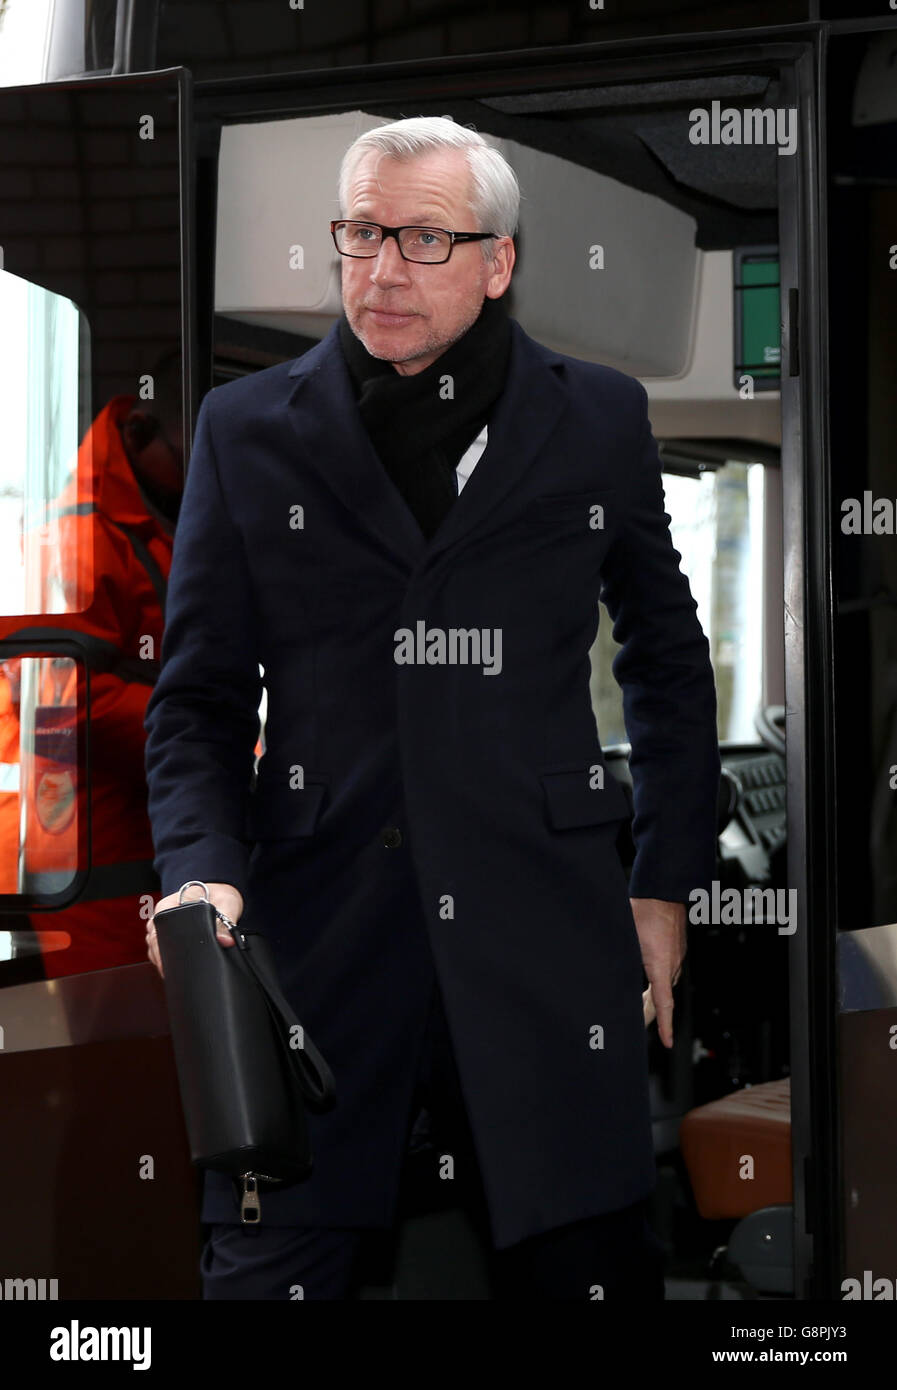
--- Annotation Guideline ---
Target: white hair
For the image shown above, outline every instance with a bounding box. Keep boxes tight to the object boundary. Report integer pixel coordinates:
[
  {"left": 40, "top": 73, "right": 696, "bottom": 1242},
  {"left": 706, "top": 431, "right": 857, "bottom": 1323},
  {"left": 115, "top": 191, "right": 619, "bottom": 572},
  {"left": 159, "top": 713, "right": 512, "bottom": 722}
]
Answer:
[{"left": 338, "top": 116, "right": 520, "bottom": 258}]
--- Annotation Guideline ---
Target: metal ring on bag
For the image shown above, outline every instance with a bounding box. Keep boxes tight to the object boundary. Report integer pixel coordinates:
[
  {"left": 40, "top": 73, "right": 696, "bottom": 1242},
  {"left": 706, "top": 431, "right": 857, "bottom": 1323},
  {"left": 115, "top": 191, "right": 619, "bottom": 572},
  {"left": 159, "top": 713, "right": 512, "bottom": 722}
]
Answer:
[
  {"left": 178, "top": 880, "right": 210, "bottom": 904},
  {"left": 177, "top": 880, "right": 240, "bottom": 940}
]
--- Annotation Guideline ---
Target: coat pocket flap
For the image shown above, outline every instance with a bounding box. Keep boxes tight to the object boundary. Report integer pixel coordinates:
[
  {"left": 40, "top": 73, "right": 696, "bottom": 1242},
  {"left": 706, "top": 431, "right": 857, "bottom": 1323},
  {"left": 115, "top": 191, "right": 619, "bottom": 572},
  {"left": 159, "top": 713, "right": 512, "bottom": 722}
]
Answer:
[
  {"left": 540, "top": 765, "right": 631, "bottom": 830},
  {"left": 245, "top": 778, "right": 328, "bottom": 840}
]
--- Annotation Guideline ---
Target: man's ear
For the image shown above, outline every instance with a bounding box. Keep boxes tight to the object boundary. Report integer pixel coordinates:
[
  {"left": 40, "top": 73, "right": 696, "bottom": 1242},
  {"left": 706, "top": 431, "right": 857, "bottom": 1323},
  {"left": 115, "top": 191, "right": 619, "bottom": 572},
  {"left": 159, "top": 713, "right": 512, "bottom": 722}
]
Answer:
[
  {"left": 121, "top": 409, "right": 159, "bottom": 456},
  {"left": 485, "top": 236, "right": 515, "bottom": 299}
]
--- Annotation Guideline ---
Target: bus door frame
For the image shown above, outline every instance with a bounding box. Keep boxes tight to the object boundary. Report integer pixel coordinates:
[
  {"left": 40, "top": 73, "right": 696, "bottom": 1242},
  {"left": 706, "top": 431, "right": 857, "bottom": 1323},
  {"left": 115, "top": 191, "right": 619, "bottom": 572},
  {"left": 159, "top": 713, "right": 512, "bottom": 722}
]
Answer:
[{"left": 190, "top": 24, "right": 832, "bottom": 1297}]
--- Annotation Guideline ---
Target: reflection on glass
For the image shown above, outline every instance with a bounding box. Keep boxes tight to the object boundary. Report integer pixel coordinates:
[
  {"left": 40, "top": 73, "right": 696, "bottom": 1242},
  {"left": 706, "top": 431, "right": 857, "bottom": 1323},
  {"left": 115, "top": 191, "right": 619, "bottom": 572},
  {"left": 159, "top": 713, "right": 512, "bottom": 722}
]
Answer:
[
  {"left": 0, "top": 654, "right": 79, "bottom": 897},
  {"left": 0, "top": 78, "right": 186, "bottom": 989},
  {"left": 0, "top": 269, "right": 84, "bottom": 616},
  {"left": 0, "top": 361, "right": 187, "bottom": 976},
  {"left": 0, "top": 0, "right": 54, "bottom": 86},
  {"left": 591, "top": 461, "right": 766, "bottom": 745}
]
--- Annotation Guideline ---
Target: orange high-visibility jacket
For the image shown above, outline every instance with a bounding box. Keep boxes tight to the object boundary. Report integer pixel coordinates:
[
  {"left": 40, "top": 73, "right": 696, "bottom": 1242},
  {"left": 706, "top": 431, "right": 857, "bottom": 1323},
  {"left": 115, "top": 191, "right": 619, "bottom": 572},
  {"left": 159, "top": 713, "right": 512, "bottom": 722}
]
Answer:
[
  {"left": 0, "top": 396, "right": 175, "bottom": 973},
  {"left": 0, "top": 671, "right": 20, "bottom": 895}
]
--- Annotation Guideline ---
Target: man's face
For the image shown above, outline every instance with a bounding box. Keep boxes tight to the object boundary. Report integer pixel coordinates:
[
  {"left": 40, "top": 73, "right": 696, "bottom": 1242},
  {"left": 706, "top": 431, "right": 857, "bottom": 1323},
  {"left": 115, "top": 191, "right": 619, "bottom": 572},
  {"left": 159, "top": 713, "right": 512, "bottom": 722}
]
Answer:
[
  {"left": 121, "top": 407, "right": 183, "bottom": 500},
  {"left": 339, "top": 147, "right": 514, "bottom": 376}
]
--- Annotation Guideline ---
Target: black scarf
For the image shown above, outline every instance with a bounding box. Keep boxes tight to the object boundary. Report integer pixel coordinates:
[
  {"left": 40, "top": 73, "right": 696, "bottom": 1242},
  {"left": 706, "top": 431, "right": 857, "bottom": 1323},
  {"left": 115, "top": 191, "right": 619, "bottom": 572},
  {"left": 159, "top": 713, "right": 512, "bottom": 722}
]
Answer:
[{"left": 337, "top": 295, "right": 512, "bottom": 539}]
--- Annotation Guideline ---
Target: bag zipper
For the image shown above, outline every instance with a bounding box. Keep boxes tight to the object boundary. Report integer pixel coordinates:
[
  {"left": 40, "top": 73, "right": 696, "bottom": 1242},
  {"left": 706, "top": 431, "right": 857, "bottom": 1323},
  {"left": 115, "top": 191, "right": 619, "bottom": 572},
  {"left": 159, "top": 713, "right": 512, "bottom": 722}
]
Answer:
[{"left": 238, "top": 1171, "right": 281, "bottom": 1225}]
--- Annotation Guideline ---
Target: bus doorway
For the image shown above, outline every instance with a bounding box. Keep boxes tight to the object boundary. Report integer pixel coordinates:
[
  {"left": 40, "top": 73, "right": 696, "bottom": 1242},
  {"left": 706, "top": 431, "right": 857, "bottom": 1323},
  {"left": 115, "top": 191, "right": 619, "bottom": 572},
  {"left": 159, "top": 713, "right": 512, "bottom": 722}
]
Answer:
[
  {"left": 196, "top": 40, "right": 814, "bottom": 1298},
  {"left": 0, "top": 16, "right": 864, "bottom": 1304}
]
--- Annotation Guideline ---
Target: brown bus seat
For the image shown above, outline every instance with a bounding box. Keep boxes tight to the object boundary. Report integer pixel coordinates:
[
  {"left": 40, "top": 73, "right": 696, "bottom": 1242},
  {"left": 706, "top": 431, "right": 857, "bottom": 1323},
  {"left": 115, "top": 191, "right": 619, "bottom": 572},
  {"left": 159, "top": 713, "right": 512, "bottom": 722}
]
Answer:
[{"left": 679, "top": 1077, "right": 792, "bottom": 1220}]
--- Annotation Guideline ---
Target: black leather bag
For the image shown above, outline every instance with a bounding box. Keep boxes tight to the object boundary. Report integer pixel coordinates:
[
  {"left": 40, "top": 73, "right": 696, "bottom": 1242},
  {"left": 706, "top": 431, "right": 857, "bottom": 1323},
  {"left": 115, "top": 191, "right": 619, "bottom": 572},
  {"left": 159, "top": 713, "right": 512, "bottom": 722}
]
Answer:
[{"left": 153, "top": 881, "right": 335, "bottom": 1224}]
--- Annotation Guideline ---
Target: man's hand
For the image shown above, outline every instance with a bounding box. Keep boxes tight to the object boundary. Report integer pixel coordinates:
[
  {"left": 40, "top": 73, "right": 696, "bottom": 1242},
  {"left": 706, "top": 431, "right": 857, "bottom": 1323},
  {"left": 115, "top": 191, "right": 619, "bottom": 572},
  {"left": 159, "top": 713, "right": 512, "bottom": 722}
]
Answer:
[
  {"left": 630, "top": 897, "right": 686, "bottom": 1049},
  {"left": 146, "top": 882, "right": 244, "bottom": 978}
]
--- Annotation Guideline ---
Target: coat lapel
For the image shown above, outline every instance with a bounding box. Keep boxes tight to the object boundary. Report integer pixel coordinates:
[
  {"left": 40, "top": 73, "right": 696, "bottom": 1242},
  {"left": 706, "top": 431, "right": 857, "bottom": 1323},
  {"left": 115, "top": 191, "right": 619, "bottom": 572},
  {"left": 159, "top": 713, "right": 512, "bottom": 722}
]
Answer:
[
  {"left": 284, "top": 316, "right": 569, "bottom": 571},
  {"left": 423, "top": 319, "right": 568, "bottom": 566}
]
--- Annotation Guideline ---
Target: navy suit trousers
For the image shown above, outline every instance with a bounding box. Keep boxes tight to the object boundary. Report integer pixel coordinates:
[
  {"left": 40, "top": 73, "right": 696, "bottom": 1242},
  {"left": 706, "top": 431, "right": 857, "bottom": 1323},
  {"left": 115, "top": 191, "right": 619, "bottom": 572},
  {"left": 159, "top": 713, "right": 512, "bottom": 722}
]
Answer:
[{"left": 201, "top": 981, "right": 666, "bottom": 1301}]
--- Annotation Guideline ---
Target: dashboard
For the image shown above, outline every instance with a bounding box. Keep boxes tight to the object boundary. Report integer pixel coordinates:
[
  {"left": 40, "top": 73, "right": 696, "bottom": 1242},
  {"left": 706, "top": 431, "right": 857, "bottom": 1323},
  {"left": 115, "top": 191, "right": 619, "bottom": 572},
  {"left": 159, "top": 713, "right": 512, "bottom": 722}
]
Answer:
[
  {"left": 606, "top": 741, "right": 788, "bottom": 890},
  {"left": 717, "top": 744, "right": 787, "bottom": 886}
]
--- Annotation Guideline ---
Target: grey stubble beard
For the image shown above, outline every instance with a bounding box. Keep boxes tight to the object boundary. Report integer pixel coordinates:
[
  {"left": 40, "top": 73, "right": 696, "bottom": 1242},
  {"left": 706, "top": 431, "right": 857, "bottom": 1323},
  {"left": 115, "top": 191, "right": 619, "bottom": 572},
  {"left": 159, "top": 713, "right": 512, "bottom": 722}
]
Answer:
[{"left": 343, "top": 297, "right": 484, "bottom": 367}]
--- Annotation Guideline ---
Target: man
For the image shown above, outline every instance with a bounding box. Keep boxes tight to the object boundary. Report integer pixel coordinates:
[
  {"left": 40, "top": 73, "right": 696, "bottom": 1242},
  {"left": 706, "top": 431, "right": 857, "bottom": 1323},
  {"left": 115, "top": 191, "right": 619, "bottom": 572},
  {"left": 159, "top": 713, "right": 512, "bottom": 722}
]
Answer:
[{"left": 144, "top": 117, "right": 720, "bottom": 1300}]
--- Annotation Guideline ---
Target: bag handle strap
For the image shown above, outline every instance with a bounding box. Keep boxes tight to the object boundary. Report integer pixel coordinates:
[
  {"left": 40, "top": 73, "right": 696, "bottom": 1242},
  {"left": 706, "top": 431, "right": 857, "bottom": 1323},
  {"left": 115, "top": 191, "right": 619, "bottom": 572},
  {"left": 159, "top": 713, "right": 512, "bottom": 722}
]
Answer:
[{"left": 234, "top": 927, "right": 336, "bottom": 1108}]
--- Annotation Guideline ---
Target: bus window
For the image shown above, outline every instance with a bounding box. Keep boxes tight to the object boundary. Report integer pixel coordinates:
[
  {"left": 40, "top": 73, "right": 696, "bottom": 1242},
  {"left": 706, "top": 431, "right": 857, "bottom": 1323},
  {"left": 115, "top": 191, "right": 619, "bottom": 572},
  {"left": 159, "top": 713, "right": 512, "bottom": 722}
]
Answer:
[
  {"left": 0, "top": 270, "right": 87, "bottom": 616},
  {"left": 0, "top": 72, "right": 189, "bottom": 977},
  {"left": 0, "top": 652, "right": 81, "bottom": 902},
  {"left": 0, "top": 0, "right": 53, "bottom": 86},
  {"left": 591, "top": 459, "right": 768, "bottom": 747}
]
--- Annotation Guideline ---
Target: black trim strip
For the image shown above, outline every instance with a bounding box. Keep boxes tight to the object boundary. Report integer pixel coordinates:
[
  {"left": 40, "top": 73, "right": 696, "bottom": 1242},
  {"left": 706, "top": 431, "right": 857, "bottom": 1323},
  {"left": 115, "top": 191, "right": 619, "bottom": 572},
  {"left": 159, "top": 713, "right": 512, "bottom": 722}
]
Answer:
[
  {"left": 0, "top": 627, "right": 159, "bottom": 687},
  {"left": 77, "top": 858, "right": 161, "bottom": 902}
]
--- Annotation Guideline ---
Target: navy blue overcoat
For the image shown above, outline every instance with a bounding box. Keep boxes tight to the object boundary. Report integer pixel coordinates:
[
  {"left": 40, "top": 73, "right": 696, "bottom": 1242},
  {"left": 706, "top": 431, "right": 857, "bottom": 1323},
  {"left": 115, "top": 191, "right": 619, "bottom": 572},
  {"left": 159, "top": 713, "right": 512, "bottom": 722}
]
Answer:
[{"left": 143, "top": 315, "right": 720, "bottom": 1248}]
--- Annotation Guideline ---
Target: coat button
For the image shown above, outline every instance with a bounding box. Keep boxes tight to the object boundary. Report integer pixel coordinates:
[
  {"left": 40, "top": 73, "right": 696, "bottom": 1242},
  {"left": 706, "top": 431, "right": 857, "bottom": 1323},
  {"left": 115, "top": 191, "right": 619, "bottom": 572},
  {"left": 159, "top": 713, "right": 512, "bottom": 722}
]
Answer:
[{"left": 381, "top": 827, "right": 403, "bottom": 848}]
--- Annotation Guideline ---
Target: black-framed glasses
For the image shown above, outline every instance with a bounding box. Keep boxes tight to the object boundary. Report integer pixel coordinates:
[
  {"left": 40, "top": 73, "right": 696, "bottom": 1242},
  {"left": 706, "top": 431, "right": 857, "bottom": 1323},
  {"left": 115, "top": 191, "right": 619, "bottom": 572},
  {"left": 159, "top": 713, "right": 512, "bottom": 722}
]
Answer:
[{"left": 330, "top": 219, "right": 497, "bottom": 264}]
